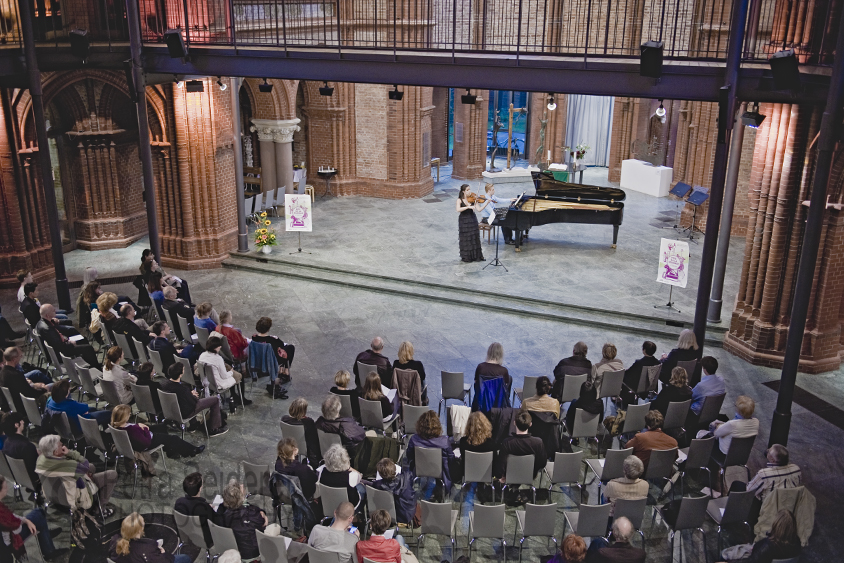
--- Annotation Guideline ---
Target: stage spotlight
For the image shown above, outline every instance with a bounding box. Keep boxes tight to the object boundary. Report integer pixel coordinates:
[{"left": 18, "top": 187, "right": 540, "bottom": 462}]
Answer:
[
  {"left": 217, "top": 77, "right": 227, "bottom": 91},
  {"left": 460, "top": 89, "right": 477, "bottom": 105},
  {"left": 655, "top": 99, "right": 666, "bottom": 117},
  {"left": 163, "top": 29, "right": 187, "bottom": 59},
  {"left": 259, "top": 78, "right": 273, "bottom": 93},
  {"left": 176, "top": 80, "right": 183, "bottom": 88},
  {"left": 741, "top": 104, "right": 766, "bottom": 128},
  {"left": 388, "top": 85, "right": 403, "bottom": 101},
  {"left": 547, "top": 94, "right": 557, "bottom": 111},
  {"left": 640, "top": 40, "right": 664, "bottom": 78},
  {"left": 769, "top": 49, "right": 800, "bottom": 90},
  {"left": 319, "top": 81, "right": 334, "bottom": 96},
  {"left": 69, "top": 29, "right": 90, "bottom": 60},
  {"left": 185, "top": 80, "right": 204, "bottom": 92}
]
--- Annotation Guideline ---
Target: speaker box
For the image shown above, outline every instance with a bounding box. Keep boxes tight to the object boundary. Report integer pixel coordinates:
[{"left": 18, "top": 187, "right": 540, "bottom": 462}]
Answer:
[
  {"left": 769, "top": 50, "right": 800, "bottom": 90},
  {"left": 163, "top": 29, "right": 187, "bottom": 58},
  {"left": 185, "top": 80, "right": 204, "bottom": 93},
  {"left": 640, "top": 40, "right": 664, "bottom": 78},
  {"left": 69, "top": 29, "right": 90, "bottom": 60}
]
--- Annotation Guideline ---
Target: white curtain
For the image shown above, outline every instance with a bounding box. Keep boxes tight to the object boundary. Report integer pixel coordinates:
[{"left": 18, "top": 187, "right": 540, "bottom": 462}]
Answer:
[{"left": 565, "top": 95, "right": 614, "bottom": 167}]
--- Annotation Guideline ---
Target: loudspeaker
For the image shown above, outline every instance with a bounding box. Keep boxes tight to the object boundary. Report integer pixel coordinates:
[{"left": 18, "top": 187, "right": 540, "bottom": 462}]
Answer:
[
  {"left": 259, "top": 80, "right": 274, "bottom": 93},
  {"left": 769, "top": 50, "right": 800, "bottom": 90},
  {"left": 69, "top": 29, "right": 90, "bottom": 60},
  {"left": 717, "top": 85, "right": 730, "bottom": 144},
  {"left": 163, "top": 29, "right": 187, "bottom": 59},
  {"left": 460, "top": 91, "right": 477, "bottom": 105},
  {"left": 640, "top": 40, "right": 664, "bottom": 78},
  {"left": 185, "top": 80, "right": 204, "bottom": 93},
  {"left": 319, "top": 82, "right": 334, "bottom": 96},
  {"left": 388, "top": 86, "right": 403, "bottom": 101}
]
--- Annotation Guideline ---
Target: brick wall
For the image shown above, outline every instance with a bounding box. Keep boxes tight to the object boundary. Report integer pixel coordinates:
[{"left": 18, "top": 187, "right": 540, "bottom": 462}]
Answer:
[{"left": 355, "top": 83, "right": 389, "bottom": 181}]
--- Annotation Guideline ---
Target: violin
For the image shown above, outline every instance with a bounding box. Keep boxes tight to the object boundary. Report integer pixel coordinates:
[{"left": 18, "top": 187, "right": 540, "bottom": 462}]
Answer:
[{"left": 466, "top": 192, "right": 487, "bottom": 204}]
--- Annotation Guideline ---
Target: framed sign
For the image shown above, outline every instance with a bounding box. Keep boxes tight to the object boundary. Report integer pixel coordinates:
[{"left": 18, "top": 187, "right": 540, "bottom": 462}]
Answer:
[
  {"left": 285, "top": 194, "right": 312, "bottom": 232},
  {"left": 657, "top": 238, "right": 690, "bottom": 288}
]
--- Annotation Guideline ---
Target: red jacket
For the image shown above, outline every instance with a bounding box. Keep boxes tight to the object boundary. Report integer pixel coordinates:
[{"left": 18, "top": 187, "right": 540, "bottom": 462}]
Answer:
[
  {"left": 0, "top": 501, "right": 25, "bottom": 554},
  {"left": 356, "top": 535, "right": 401, "bottom": 563},
  {"left": 218, "top": 325, "right": 248, "bottom": 360}
]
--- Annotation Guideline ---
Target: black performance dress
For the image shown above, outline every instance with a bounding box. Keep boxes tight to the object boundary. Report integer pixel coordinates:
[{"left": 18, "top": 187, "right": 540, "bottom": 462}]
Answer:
[{"left": 458, "top": 207, "right": 485, "bottom": 262}]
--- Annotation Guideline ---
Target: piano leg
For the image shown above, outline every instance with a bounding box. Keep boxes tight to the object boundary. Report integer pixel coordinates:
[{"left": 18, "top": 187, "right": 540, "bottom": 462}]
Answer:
[
  {"left": 515, "top": 230, "right": 522, "bottom": 252},
  {"left": 612, "top": 225, "right": 619, "bottom": 248}
]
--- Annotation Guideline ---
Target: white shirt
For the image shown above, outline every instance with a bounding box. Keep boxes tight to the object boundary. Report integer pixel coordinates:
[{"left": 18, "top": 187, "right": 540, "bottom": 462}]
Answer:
[
  {"left": 198, "top": 351, "right": 236, "bottom": 391},
  {"left": 714, "top": 417, "right": 759, "bottom": 454},
  {"left": 17, "top": 285, "right": 25, "bottom": 303},
  {"left": 102, "top": 365, "right": 137, "bottom": 405}
]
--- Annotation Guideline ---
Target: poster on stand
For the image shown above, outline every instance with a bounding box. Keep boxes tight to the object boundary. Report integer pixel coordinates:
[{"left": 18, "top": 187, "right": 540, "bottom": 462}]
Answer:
[
  {"left": 656, "top": 238, "right": 690, "bottom": 288},
  {"left": 285, "top": 194, "right": 312, "bottom": 232}
]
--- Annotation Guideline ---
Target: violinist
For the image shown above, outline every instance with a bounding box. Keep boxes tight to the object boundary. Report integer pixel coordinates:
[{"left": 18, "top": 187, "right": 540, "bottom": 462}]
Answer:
[{"left": 456, "top": 184, "right": 487, "bottom": 263}]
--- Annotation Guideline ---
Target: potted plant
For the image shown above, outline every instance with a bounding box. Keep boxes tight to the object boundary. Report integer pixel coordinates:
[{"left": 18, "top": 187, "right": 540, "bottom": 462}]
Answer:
[{"left": 253, "top": 212, "right": 277, "bottom": 253}]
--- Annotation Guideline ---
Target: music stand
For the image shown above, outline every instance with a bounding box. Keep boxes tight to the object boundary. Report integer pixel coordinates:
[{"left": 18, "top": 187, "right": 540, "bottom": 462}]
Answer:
[
  {"left": 484, "top": 214, "right": 508, "bottom": 272},
  {"left": 678, "top": 187, "right": 709, "bottom": 242},
  {"left": 662, "top": 182, "right": 692, "bottom": 230}
]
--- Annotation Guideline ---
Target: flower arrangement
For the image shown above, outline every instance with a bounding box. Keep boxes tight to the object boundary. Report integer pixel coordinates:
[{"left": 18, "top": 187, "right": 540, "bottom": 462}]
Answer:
[
  {"left": 252, "top": 212, "right": 277, "bottom": 248},
  {"left": 571, "top": 142, "right": 590, "bottom": 161}
]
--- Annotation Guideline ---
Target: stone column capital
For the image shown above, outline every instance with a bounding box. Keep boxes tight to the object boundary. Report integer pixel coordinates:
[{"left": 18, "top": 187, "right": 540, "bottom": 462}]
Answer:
[{"left": 250, "top": 118, "right": 301, "bottom": 143}]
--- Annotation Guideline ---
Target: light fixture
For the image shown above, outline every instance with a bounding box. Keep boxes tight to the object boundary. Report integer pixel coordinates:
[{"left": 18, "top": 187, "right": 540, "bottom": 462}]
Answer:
[
  {"left": 741, "top": 103, "right": 766, "bottom": 128},
  {"left": 163, "top": 29, "right": 187, "bottom": 59},
  {"left": 769, "top": 49, "right": 800, "bottom": 90},
  {"left": 185, "top": 80, "right": 204, "bottom": 93},
  {"left": 388, "top": 84, "right": 403, "bottom": 101},
  {"left": 319, "top": 81, "right": 334, "bottom": 96},
  {"left": 259, "top": 78, "right": 273, "bottom": 93},
  {"left": 217, "top": 77, "right": 227, "bottom": 91},
  {"left": 640, "top": 40, "right": 664, "bottom": 78},
  {"left": 176, "top": 80, "right": 183, "bottom": 88},
  {"left": 460, "top": 89, "right": 477, "bottom": 105},
  {"left": 655, "top": 99, "right": 666, "bottom": 117},
  {"left": 69, "top": 29, "right": 90, "bottom": 60},
  {"left": 547, "top": 93, "right": 557, "bottom": 111}
]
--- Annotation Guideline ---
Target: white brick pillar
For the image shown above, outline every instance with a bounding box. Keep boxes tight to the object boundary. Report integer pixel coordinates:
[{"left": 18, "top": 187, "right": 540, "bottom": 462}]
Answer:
[{"left": 251, "top": 118, "right": 301, "bottom": 196}]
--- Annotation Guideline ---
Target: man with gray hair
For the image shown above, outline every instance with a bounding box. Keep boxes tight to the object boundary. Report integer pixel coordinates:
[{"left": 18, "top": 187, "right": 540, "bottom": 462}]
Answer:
[
  {"left": 315, "top": 395, "right": 367, "bottom": 456},
  {"left": 35, "top": 303, "right": 100, "bottom": 368},
  {"left": 352, "top": 336, "right": 391, "bottom": 389},
  {"left": 586, "top": 516, "right": 646, "bottom": 563},
  {"left": 740, "top": 444, "right": 801, "bottom": 501},
  {"left": 604, "top": 456, "right": 649, "bottom": 515}
]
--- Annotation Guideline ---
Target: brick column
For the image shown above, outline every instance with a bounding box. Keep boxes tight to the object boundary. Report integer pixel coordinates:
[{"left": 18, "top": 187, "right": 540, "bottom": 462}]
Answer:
[{"left": 452, "top": 89, "right": 488, "bottom": 180}]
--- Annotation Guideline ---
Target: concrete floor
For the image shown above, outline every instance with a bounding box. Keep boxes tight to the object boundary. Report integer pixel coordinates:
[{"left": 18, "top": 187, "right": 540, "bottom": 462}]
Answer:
[{"left": 0, "top": 164, "right": 840, "bottom": 562}]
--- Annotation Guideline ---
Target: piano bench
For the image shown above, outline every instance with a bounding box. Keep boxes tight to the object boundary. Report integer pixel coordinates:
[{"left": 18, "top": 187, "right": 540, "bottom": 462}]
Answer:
[
  {"left": 304, "top": 185, "right": 315, "bottom": 202},
  {"left": 479, "top": 222, "right": 492, "bottom": 243}
]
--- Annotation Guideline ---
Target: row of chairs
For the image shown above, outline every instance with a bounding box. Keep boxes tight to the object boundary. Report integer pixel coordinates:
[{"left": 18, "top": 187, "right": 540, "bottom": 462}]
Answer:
[{"left": 247, "top": 187, "right": 283, "bottom": 221}]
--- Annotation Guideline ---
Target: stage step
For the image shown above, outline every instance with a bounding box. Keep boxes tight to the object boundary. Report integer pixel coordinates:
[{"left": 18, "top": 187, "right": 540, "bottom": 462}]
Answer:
[{"left": 223, "top": 253, "right": 727, "bottom": 347}]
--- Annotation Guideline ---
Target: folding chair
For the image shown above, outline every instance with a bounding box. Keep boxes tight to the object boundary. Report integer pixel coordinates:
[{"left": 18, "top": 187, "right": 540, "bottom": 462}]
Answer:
[
  {"left": 108, "top": 425, "right": 166, "bottom": 498},
  {"left": 359, "top": 397, "right": 399, "bottom": 435},
  {"left": 53, "top": 411, "right": 81, "bottom": 447},
  {"left": 664, "top": 400, "right": 692, "bottom": 434},
  {"left": 544, "top": 451, "right": 584, "bottom": 507},
  {"left": 568, "top": 408, "right": 600, "bottom": 451},
  {"left": 318, "top": 483, "right": 356, "bottom": 521},
  {"left": 194, "top": 326, "right": 210, "bottom": 349},
  {"left": 0, "top": 387, "right": 16, "bottom": 413},
  {"left": 76, "top": 366, "right": 102, "bottom": 407},
  {"left": 176, "top": 357, "right": 197, "bottom": 389},
  {"left": 653, "top": 495, "right": 709, "bottom": 563},
  {"left": 678, "top": 437, "right": 715, "bottom": 495},
  {"left": 280, "top": 420, "right": 308, "bottom": 458},
  {"left": 0, "top": 452, "right": 23, "bottom": 501},
  {"left": 329, "top": 391, "right": 355, "bottom": 419},
  {"left": 438, "top": 370, "right": 471, "bottom": 416},
  {"left": 515, "top": 503, "right": 558, "bottom": 563},
  {"left": 308, "top": 545, "right": 343, "bottom": 563},
  {"left": 698, "top": 393, "right": 727, "bottom": 427},
  {"left": 133, "top": 337, "right": 150, "bottom": 364},
  {"left": 560, "top": 374, "right": 588, "bottom": 405},
  {"left": 114, "top": 332, "right": 139, "bottom": 367},
  {"left": 462, "top": 451, "right": 495, "bottom": 504},
  {"left": 60, "top": 353, "right": 84, "bottom": 389},
  {"left": 468, "top": 503, "right": 506, "bottom": 562},
  {"left": 707, "top": 488, "right": 757, "bottom": 553},
  {"left": 415, "top": 446, "right": 446, "bottom": 500},
  {"left": 357, "top": 362, "right": 379, "bottom": 382},
  {"left": 243, "top": 461, "right": 274, "bottom": 521},
  {"left": 599, "top": 369, "right": 625, "bottom": 401},
  {"left": 99, "top": 378, "right": 124, "bottom": 408},
  {"left": 714, "top": 435, "right": 757, "bottom": 492},
  {"left": 79, "top": 416, "right": 115, "bottom": 470},
  {"left": 177, "top": 315, "right": 197, "bottom": 346},
  {"left": 316, "top": 429, "right": 342, "bottom": 458},
  {"left": 256, "top": 529, "right": 288, "bottom": 563},
  {"left": 645, "top": 447, "right": 679, "bottom": 499},
  {"left": 676, "top": 359, "right": 699, "bottom": 385},
  {"left": 158, "top": 389, "right": 209, "bottom": 439},
  {"left": 401, "top": 405, "right": 433, "bottom": 440},
  {"left": 417, "top": 500, "right": 459, "bottom": 561},
  {"left": 365, "top": 484, "right": 408, "bottom": 537},
  {"left": 174, "top": 512, "right": 212, "bottom": 563},
  {"left": 209, "top": 521, "right": 259, "bottom": 561},
  {"left": 502, "top": 454, "right": 537, "bottom": 504},
  {"left": 563, "top": 502, "right": 612, "bottom": 539},
  {"left": 130, "top": 383, "right": 161, "bottom": 422},
  {"left": 619, "top": 402, "right": 651, "bottom": 440},
  {"left": 21, "top": 396, "right": 43, "bottom": 432},
  {"left": 613, "top": 497, "right": 648, "bottom": 545},
  {"left": 201, "top": 362, "right": 243, "bottom": 411},
  {"left": 585, "top": 447, "right": 631, "bottom": 498},
  {"left": 147, "top": 347, "right": 165, "bottom": 375},
  {"left": 514, "top": 376, "right": 539, "bottom": 406}
]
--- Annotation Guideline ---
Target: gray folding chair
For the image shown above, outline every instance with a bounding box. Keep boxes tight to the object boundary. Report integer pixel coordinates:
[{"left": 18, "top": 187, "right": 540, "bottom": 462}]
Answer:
[
  {"left": 147, "top": 347, "right": 165, "bottom": 375},
  {"left": 195, "top": 326, "right": 210, "bottom": 348},
  {"left": 707, "top": 488, "right": 757, "bottom": 552},
  {"left": 544, "top": 451, "right": 584, "bottom": 507},
  {"left": 515, "top": 503, "right": 558, "bottom": 563},
  {"left": 60, "top": 352, "right": 84, "bottom": 388},
  {"left": 174, "top": 512, "right": 212, "bottom": 563},
  {"left": 76, "top": 366, "right": 102, "bottom": 407},
  {"left": 133, "top": 337, "right": 150, "bottom": 364},
  {"left": 202, "top": 362, "right": 244, "bottom": 411},
  {"left": 468, "top": 503, "right": 506, "bottom": 562},
  {"left": 21, "top": 396, "right": 43, "bottom": 431},
  {"left": 176, "top": 357, "right": 197, "bottom": 388},
  {"left": 560, "top": 374, "right": 588, "bottom": 405},
  {"left": 359, "top": 397, "right": 399, "bottom": 435},
  {"left": 6, "top": 456, "right": 42, "bottom": 506},
  {"left": 599, "top": 369, "right": 625, "bottom": 400},
  {"left": 308, "top": 545, "right": 343, "bottom": 563},
  {"left": 463, "top": 451, "right": 495, "bottom": 504},
  {"left": 330, "top": 391, "right": 355, "bottom": 419},
  {"left": 0, "top": 387, "right": 16, "bottom": 413},
  {"left": 679, "top": 437, "right": 715, "bottom": 495},
  {"left": 130, "top": 383, "right": 161, "bottom": 422},
  {"left": 664, "top": 400, "right": 692, "bottom": 433},
  {"left": 645, "top": 447, "right": 679, "bottom": 498},
  {"left": 44, "top": 343, "right": 65, "bottom": 378},
  {"left": 108, "top": 424, "right": 166, "bottom": 498},
  {"left": 99, "top": 378, "right": 124, "bottom": 407},
  {"left": 563, "top": 502, "right": 612, "bottom": 539},
  {"left": 714, "top": 434, "right": 757, "bottom": 493},
  {"left": 568, "top": 409, "right": 600, "bottom": 450},
  {"left": 53, "top": 411, "right": 80, "bottom": 446},
  {"left": 415, "top": 446, "right": 446, "bottom": 499},
  {"left": 208, "top": 521, "right": 247, "bottom": 559},
  {"left": 676, "top": 359, "right": 699, "bottom": 384},
  {"left": 79, "top": 415, "right": 114, "bottom": 469},
  {"left": 585, "top": 447, "right": 632, "bottom": 498},
  {"left": 41, "top": 475, "right": 74, "bottom": 526},
  {"left": 316, "top": 429, "right": 342, "bottom": 458},
  {"left": 502, "top": 454, "right": 537, "bottom": 504},
  {"left": 0, "top": 452, "right": 22, "bottom": 502},
  {"left": 613, "top": 497, "right": 647, "bottom": 545},
  {"left": 402, "top": 405, "right": 433, "bottom": 440},
  {"left": 357, "top": 362, "right": 379, "bottom": 380},
  {"left": 439, "top": 370, "right": 471, "bottom": 416},
  {"left": 417, "top": 500, "right": 459, "bottom": 561},
  {"left": 158, "top": 389, "right": 208, "bottom": 438},
  {"left": 643, "top": 364, "right": 661, "bottom": 396},
  {"left": 514, "top": 375, "right": 539, "bottom": 405},
  {"left": 365, "top": 484, "right": 402, "bottom": 532},
  {"left": 318, "top": 483, "right": 354, "bottom": 518},
  {"left": 256, "top": 529, "right": 288, "bottom": 563},
  {"left": 280, "top": 420, "right": 308, "bottom": 458},
  {"left": 654, "top": 495, "right": 709, "bottom": 563},
  {"left": 698, "top": 393, "right": 727, "bottom": 427},
  {"left": 114, "top": 332, "right": 139, "bottom": 367},
  {"left": 243, "top": 461, "right": 273, "bottom": 521},
  {"left": 620, "top": 402, "right": 651, "bottom": 439},
  {"left": 178, "top": 315, "right": 197, "bottom": 346}
]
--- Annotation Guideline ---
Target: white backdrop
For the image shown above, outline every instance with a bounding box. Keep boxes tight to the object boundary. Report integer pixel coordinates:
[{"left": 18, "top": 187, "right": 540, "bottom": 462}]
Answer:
[{"left": 565, "top": 95, "right": 615, "bottom": 167}]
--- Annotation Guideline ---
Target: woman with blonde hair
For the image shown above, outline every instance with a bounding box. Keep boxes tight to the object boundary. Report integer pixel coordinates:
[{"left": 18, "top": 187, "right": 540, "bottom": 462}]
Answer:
[
  {"left": 458, "top": 411, "right": 495, "bottom": 489},
  {"left": 216, "top": 479, "right": 267, "bottom": 559},
  {"left": 110, "top": 404, "right": 204, "bottom": 459},
  {"left": 590, "top": 343, "right": 624, "bottom": 396},
  {"left": 392, "top": 340, "right": 428, "bottom": 404},
  {"left": 274, "top": 437, "right": 317, "bottom": 499},
  {"left": 659, "top": 328, "right": 700, "bottom": 385},
  {"left": 362, "top": 373, "right": 395, "bottom": 418},
  {"left": 474, "top": 342, "right": 512, "bottom": 397},
  {"left": 329, "top": 369, "right": 360, "bottom": 419},
  {"left": 97, "top": 291, "right": 120, "bottom": 334},
  {"left": 110, "top": 512, "right": 192, "bottom": 563},
  {"left": 651, "top": 366, "right": 693, "bottom": 417},
  {"left": 103, "top": 346, "right": 137, "bottom": 405}
]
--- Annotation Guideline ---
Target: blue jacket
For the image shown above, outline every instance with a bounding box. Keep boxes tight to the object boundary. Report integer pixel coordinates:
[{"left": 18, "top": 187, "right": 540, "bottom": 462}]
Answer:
[
  {"left": 248, "top": 340, "right": 278, "bottom": 381},
  {"left": 473, "top": 376, "right": 511, "bottom": 412}
]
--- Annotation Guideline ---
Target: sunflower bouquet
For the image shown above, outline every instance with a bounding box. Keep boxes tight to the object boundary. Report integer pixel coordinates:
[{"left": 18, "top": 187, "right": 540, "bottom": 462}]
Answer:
[{"left": 252, "top": 212, "right": 278, "bottom": 248}]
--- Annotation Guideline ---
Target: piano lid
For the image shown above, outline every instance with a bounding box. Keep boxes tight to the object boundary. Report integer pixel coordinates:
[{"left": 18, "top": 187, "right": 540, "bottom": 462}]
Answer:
[{"left": 531, "top": 170, "right": 626, "bottom": 203}]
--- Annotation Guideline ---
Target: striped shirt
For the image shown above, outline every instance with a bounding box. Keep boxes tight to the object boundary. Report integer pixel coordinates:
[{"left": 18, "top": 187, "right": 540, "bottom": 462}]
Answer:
[{"left": 747, "top": 463, "right": 802, "bottom": 501}]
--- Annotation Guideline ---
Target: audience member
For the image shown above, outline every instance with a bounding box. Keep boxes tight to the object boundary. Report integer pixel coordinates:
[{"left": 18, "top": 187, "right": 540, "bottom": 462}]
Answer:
[
  {"left": 1, "top": 412, "right": 41, "bottom": 495},
  {"left": 459, "top": 411, "right": 495, "bottom": 458},
  {"left": 330, "top": 370, "right": 361, "bottom": 420},
  {"left": 585, "top": 517, "right": 645, "bottom": 563},
  {"left": 82, "top": 280, "right": 102, "bottom": 312},
  {"left": 149, "top": 321, "right": 194, "bottom": 371},
  {"left": 275, "top": 438, "right": 318, "bottom": 500},
  {"left": 35, "top": 434, "right": 117, "bottom": 517},
  {"left": 252, "top": 316, "right": 295, "bottom": 370},
  {"left": 96, "top": 292, "right": 120, "bottom": 334},
  {"left": 217, "top": 311, "right": 248, "bottom": 362},
  {"left": 160, "top": 363, "right": 228, "bottom": 437},
  {"left": 690, "top": 356, "right": 725, "bottom": 415},
  {"left": 353, "top": 337, "right": 390, "bottom": 389},
  {"left": 603, "top": 456, "right": 648, "bottom": 515},
  {"left": 650, "top": 366, "right": 693, "bottom": 417},
  {"left": 623, "top": 410, "right": 678, "bottom": 470},
  {"left": 217, "top": 550, "right": 241, "bottom": 563},
  {"left": 36, "top": 304, "right": 100, "bottom": 367},
  {"left": 199, "top": 336, "right": 251, "bottom": 407},
  {"left": 110, "top": 512, "right": 191, "bottom": 563},
  {"left": 729, "top": 509, "right": 801, "bottom": 563},
  {"left": 174, "top": 472, "right": 217, "bottom": 546},
  {"left": 315, "top": 395, "right": 366, "bottom": 456},
  {"left": 216, "top": 479, "right": 267, "bottom": 559},
  {"left": 0, "top": 305, "right": 25, "bottom": 348},
  {"left": 553, "top": 341, "right": 591, "bottom": 399},
  {"left": 622, "top": 341, "right": 660, "bottom": 404},
  {"left": 659, "top": 329, "right": 699, "bottom": 385},
  {"left": 194, "top": 302, "right": 217, "bottom": 332},
  {"left": 19, "top": 283, "right": 43, "bottom": 328},
  {"left": 0, "top": 347, "right": 49, "bottom": 411},
  {"left": 369, "top": 458, "right": 415, "bottom": 526},
  {"left": 147, "top": 272, "right": 165, "bottom": 314},
  {"left": 741, "top": 444, "right": 802, "bottom": 502},
  {"left": 706, "top": 395, "right": 759, "bottom": 463},
  {"left": 1, "top": 346, "right": 50, "bottom": 387},
  {"left": 140, "top": 249, "right": 192, "bottom": 304},
  {"left": 103, "top": 346, "right": 137, "bottom": 405},
  {"left": 45, "top": 379, "right": 111, "bottom": 432},
  {"left": 522, "top": 376, "right": 561, "bottom": 417},
  {"left": 405, "top": 410, "right": 455, "bottom": 497},
  {"left": 548, "top": 533, "right": 586, "bottom": 563},
  {"left": 16, "top": 270, "right": 32, "bottom": 304},
  {"left": 0, "top": 475, "right": 66, "bottom": 561},
  {"left": 496, "top": 410, "right": 546, "bottom": 479},
  {"left": 591, "top": 343, "right": 624, "bottom": 396},
  {"left": 134, "top": 362, "right": 161, "bottom": 412},
  {"left": 392, "top": 340, "right": 428, "bottom": 404},
  {"left": 281, "top": 397, "right": 321, "bottom": 466},
  {"left": 565, "top": 381, "right": 604, "bottom": 434},
  {"left": 112, "top": 304, "right": 154, "bottom": 356},
  {"left": 319, "top": 444, "right": 365, "bottom": 508},
  {"left": 308, "top": 501, "right": 359, "bottom": 563},
  {"left": 362, "top": 373, "right": 395, "bottom": 418},
  {"left": 110, "top": 404, "right": 204, "bottom": 459},
  {"left": 474, "top": 342, "right": 512, "bottom": 397},
  {"left": 161, "top": 286, "right": 195, "bottom": 341},
  {"left": 356, "top": 509, "right": 406, "bottom": 563}
]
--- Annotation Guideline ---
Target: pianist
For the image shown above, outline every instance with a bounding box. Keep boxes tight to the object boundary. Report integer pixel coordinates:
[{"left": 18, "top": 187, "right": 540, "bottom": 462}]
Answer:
[{"left": 480, "top": 184, "right": 517, "bottom": 245}]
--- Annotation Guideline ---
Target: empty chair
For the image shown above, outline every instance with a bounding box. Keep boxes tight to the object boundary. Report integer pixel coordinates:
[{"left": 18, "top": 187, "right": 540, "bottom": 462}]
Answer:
[
  {"left": 359, "top": 397, "right": 399, "bottom": 435},
  {"left": 663, "top": 400, "right": 692, "bottom": 433},
  {"left": 560, "top": 374, "right": 587, "bottom": 404},
  {"left": 438, "top": 371, "right": 471, "bottom": 416},
  {"left": 113, "top": 332, "right": 139, "bottom": 366},
  {"left": 514, "top": 375, "right": 539, "bottom": 405},
  {"left": 195, "top": 325, "right": 210, "bottom": 348},
  {"left": 698, "top": 392, "right": 727, "bottom": 427},
  {"left": 133, "top": 337, "right": 150, "bottom": 364},
  {"left": 414, "top": 447, "right": 446, "bottom": 499},
  {"left": 60, "top": 353, "right": 84, "bottom": 387},
  {"left": 174, "top": 512, "right": 212, "bottom": 563},
  {"left": 678, "top": 437, "right": 715, "bottom": 495},
  {"left": 158, "top": 389, "right": 208, "bottom": 438},
  {"left": 463, "top": 451, "right": 495, "bottom": 504},
  {"left": 707, "top": 488, "right": 757, "bottom": 552},
  {"left": 585, "top": 447, "right": 632, "bottom": 498},
  {"left": 177, "top": 315, "right": 196, "bottom": 346},
  {"left": 316, "top": 429, "right": 342, "bottom": 458},
  {"left": 0, "top": 387, "right": 15, "bottom": 413},
  {"left": 108, "top": 425, "right": 166, "bottom": 498},
  {"left": 468, "top": 503, "right": 506, "bottom": 561},
  {"left": 280, "top": 420, "right": 308, "bottom": 457},
  {"left": 401, "top": 405, "right": 432, "bottom": 440},
  {"left": 612, "top": 497, "right": 648, "bottom": 545},
  {"left": 256, "top": 528, "right": 288, "bottom": 563},
  {"left": 417, "top": 500, "right": 459, "bottom": 561},
  {"left": 147, "top": 346, "right": 165, "bottom": 375},
  {"left": 619, "top": 402, "right": 651, "bottom": 438},
  {"left": 76, "top": 366, "right": 102, "bottom": 406},
  {"left": 501, "top": 454, "right": 537, "bottom": 505},
  {"left": 0, "top": 452, "right": 21, "bottom": 501},
  {"left": 130, "top": 383, "right": 161, "bottom": 422},
  {"left": 515, "top": 503, "right": 558, "bottom": 563},
  {"left": 563, "top": 502, "right": 612, "bottom": 539},
  {"left": 6, "top": 456, "right": 42, "bottom": 505},
  {"left": 79, "top": 416, "right": 114, "bottom": 469},
  {"left": 644, "top": 448, "right": 679, "bottom": 498},
  {"left": 714, "top": 435, "right": 757, "bottom": 491},
  {"left": 21, "top": 396, "right": 43, "bottom": 431},
  {"left": 653, "top": 495, "right": 709, "bottom": 563},
  {"left": 599, "top": 369, "right": 625, "bottom": 400},
  {"left": 330, "top": 391, "right": 355, "bottom": 419},
  {"left": 544, "top": 451, "right": 584, "bottom": 507}
]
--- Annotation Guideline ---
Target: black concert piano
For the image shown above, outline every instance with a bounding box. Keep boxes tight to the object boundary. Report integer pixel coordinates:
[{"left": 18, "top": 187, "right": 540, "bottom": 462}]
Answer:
[{"left": 494, "top": 170, "right": 626, "bottom": 251}]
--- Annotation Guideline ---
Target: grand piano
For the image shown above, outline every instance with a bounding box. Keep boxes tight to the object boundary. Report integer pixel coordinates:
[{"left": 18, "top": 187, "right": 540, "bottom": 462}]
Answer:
[{"left": 494, "top": 170, "right": 626, "bottom": 251}]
